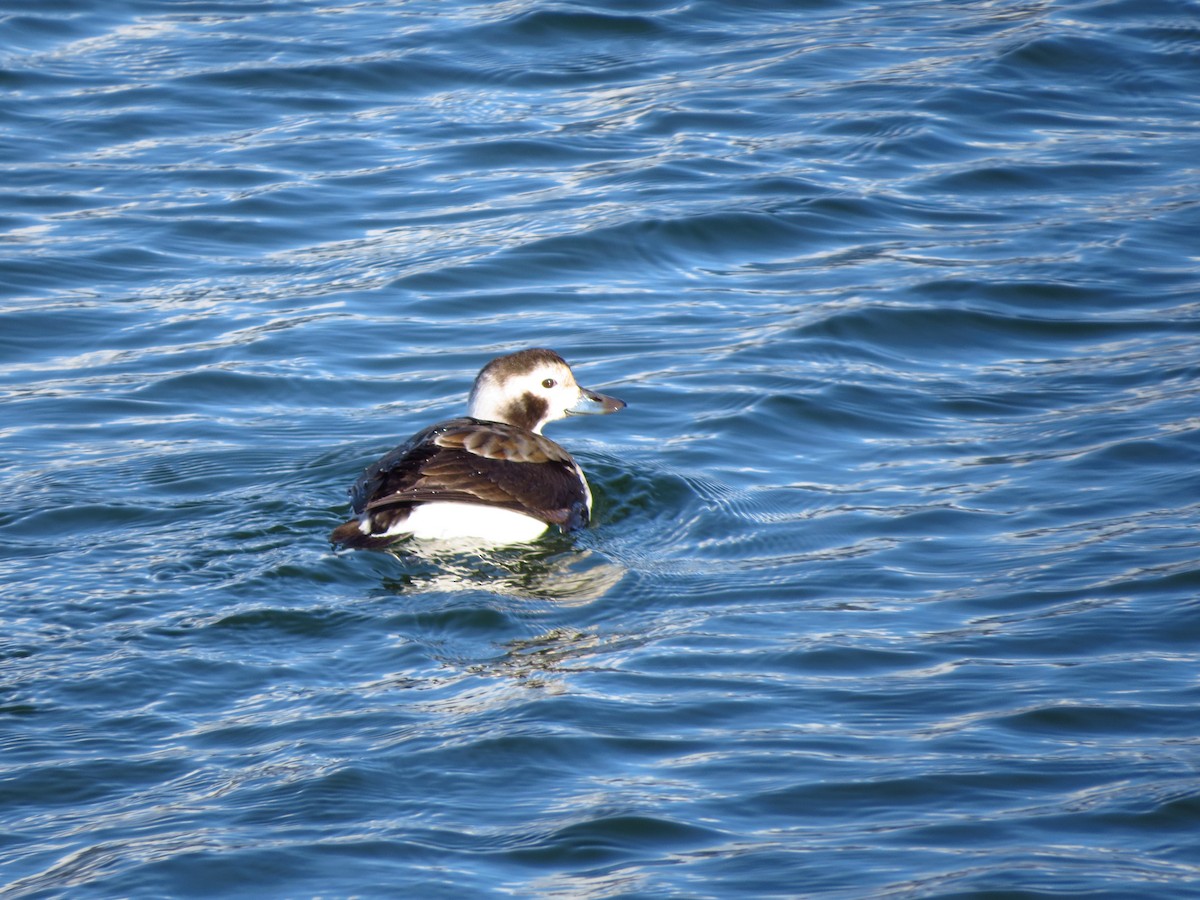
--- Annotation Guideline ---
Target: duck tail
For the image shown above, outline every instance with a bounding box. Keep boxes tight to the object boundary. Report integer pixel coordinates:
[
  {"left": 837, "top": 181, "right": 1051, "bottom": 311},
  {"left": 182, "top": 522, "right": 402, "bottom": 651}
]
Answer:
[{"left": 329, "top": 519, "right": 398, "bottom": 551}]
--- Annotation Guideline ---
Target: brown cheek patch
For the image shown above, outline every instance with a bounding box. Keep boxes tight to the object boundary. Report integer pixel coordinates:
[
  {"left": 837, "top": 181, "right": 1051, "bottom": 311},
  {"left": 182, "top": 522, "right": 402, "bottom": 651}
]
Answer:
[{"left": 516, "top": 393, "right": 550, "bottom": 432}]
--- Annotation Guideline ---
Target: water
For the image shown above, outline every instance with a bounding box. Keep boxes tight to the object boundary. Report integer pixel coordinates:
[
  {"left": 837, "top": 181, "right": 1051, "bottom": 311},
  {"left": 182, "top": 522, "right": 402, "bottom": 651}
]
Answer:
[{"left": 4, "top": 0, "right": 1200, "bottom": 896}]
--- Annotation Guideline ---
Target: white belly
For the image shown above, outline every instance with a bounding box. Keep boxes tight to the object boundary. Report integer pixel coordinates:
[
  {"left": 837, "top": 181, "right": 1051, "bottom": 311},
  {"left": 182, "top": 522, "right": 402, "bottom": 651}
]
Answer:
[{"left": 396, "top": 501, "right": 550, "bottom": 544}]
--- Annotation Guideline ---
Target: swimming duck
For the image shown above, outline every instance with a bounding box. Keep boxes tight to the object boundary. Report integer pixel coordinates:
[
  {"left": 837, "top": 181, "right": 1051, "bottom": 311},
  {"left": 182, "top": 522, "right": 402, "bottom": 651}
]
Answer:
[{"left": 330, "top": 348, "right": 625, "bottom": 549}]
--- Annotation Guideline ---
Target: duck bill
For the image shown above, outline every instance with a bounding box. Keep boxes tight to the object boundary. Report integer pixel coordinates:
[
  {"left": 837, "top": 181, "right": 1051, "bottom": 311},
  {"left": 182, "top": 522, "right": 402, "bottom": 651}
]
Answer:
[{"left": 567, "top": 386, "right": 625, "bottom": 416}]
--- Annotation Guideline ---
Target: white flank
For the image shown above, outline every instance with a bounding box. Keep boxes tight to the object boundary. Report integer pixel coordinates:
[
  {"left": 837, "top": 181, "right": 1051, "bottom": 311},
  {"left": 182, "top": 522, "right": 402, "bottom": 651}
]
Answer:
[{"left": 399, "top": 502, "right": 550, "bottom": 544}]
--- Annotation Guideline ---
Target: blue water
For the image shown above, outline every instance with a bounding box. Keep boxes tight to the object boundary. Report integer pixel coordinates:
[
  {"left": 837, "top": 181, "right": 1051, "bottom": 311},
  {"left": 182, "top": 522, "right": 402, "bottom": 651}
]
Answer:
[{"left": 4, "top": 0, "right": 1200, "bottom": 896}]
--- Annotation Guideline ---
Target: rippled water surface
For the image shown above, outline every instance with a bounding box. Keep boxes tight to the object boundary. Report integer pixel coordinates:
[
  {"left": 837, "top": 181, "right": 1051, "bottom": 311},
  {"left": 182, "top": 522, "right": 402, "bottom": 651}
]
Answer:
[{"left": 4, "top": 0, "right": 1200, "bottom": 896}]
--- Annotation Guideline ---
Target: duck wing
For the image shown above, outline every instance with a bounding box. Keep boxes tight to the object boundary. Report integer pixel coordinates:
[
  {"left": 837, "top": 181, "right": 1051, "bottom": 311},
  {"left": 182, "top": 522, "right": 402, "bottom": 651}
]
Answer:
[{"left": 350, "top": 417, "right": 590, "bottom": 530}]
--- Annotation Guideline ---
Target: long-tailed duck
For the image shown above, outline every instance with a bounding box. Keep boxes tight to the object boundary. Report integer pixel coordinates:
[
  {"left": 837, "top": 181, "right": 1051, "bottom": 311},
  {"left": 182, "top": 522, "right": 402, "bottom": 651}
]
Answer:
[{"left": 330, "top": 348, "right": 625, "bottom": 549}]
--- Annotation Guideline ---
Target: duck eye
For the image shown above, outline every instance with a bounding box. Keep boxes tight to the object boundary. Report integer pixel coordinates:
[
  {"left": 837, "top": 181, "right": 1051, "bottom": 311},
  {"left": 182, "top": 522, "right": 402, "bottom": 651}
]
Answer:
[{"left": 542, "top": 378, "right": 556, "bottom": 389}]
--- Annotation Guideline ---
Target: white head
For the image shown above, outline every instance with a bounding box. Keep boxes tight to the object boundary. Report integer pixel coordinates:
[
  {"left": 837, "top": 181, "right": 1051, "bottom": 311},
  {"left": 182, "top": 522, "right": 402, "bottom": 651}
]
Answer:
[{"left": 467, "top": 348, "right": 625, "bottom": 434}]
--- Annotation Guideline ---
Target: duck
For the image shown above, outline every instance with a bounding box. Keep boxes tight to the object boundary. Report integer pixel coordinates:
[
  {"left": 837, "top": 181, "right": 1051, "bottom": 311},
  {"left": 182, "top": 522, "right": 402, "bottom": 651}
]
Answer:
[{"left": 330, "top": 348, "right": 625, "bottom": 549}]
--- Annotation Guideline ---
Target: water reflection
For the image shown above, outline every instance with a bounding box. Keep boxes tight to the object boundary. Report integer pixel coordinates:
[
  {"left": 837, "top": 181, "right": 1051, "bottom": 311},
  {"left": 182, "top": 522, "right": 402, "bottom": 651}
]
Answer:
[{"left": 376, "top": 540, "right": 627, "bottom": 605}]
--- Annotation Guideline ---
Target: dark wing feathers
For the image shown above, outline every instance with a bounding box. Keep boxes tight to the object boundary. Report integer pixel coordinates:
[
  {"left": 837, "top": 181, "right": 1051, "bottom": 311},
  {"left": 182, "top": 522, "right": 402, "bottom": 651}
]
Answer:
[{"left": 346, "top": 418, "right": 589, "bottom": 533}]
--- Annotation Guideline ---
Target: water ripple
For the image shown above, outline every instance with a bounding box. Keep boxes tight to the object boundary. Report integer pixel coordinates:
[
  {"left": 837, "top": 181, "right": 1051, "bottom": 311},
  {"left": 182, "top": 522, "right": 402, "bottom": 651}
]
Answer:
[{"left": 4, "top": 0, "right": 1200, "bottom": 897}]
